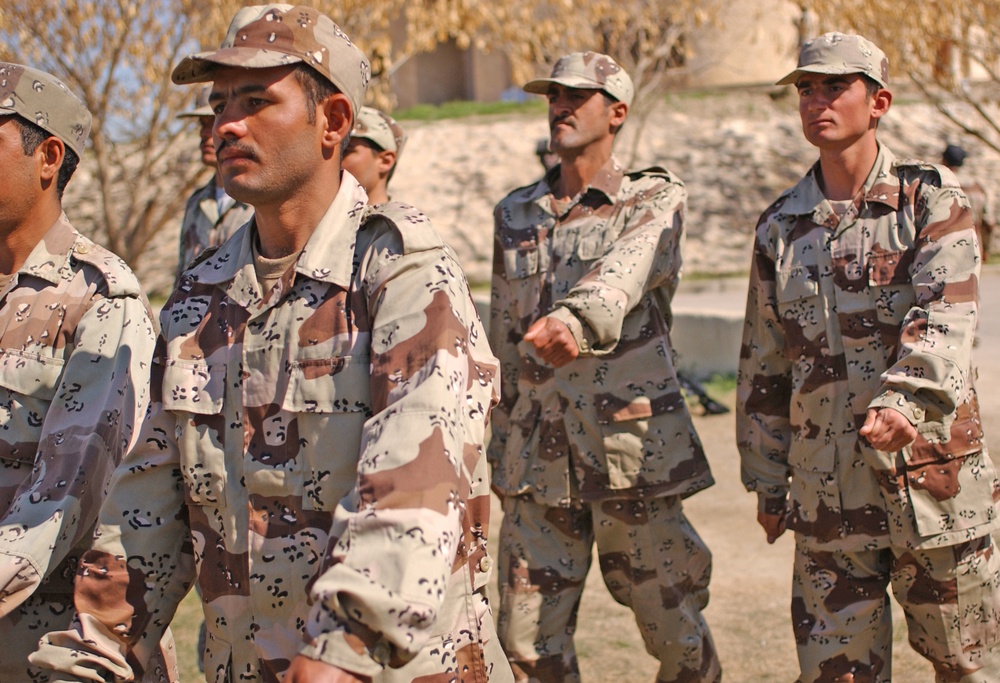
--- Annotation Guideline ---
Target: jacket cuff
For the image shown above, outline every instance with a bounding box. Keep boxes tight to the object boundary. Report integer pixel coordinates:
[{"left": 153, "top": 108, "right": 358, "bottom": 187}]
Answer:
[
  {"left": 868, "top": 389, "right": 924, "bottom": 425},
  {"left": 545, "top": 307, "right": 592, "bottom": 354},
  {"left": 758, "top": 495, "right": 788, "bottom": 516}
]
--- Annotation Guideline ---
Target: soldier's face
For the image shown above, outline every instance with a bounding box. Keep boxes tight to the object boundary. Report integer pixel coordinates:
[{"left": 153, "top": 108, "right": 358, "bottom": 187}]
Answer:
[
  {"left": 342, "top": 138, "right": 393, "bottom": 196},
  {"left": 546, "top": 84, "right": 621, "bottom": 155},
  {"left": 209, "top": 65, "right": 324, "bottom": 208},
  {"left": 197, "top": 116, "right": 217, "bottom": 168},
  {"left": 0, "top": 116, "right": 41, "bottom": 233},
  {"left": 796, "top": 73, "right": 887, "bottom": 150}
]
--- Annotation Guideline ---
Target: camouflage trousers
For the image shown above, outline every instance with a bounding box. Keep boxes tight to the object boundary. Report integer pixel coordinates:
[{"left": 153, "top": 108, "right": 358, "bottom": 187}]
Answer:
[
  {"left": 497, "top": 494, "right": 721, "bottom": 683},
  {"left": 0, "top": 591, "right": 179, "bottom": 683},
  {"left": 792, "top": 534, "right": 1000, "bottom": 683}
]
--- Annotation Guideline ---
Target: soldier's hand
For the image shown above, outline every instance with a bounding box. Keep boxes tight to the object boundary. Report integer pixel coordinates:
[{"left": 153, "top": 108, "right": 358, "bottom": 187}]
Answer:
[
  {"left": 757, "top": 511, "right": 786, "bottom": 544},
  {"left": 859, "top": 407, "right": 917, "bottom": 452},
  {"left": 523, "top": 317, "right": 579, "bottom": 368},
  {"left": 282, "top": 655, "right": 370, "bottom": 683}
]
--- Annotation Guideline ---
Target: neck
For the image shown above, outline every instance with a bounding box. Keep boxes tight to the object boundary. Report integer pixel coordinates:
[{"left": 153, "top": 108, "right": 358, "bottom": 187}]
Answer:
[
  {"left": 554, "top": 143, "right": 613, "bottom": 199},
  {"left": 0, "top": 196, "right": 61, "bottom": 275},
  {"left": 253, "top": 171, "right": 341, "bottom": 259},
  {"left": 366, "top": 182, "right": 389, "bottom": 206},
  {"left": 817, "top": 135, "right": 880, "bottom": 201}
]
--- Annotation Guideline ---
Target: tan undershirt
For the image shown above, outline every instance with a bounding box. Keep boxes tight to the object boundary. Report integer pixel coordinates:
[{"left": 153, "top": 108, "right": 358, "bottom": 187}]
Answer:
[{"left": 252, "top": 239, "right": 301, "bottom": 297}]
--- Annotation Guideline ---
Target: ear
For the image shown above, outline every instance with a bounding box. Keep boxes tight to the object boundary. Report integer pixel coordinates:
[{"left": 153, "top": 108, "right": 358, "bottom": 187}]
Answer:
[
  {"left": 609, "top": 100, "right": 628, "bottom": 130},
  {"left": 871, "top": 88, "right": 892, "bottom": 121},
  {"left": 319, "top": 93, "right": 354, "bottom": 156},
  {"left": 36, "top": 136, "right": 65, "bottom": 185},
  {"left": 375, "top": 149, "right": 396, "bottom": 177}
]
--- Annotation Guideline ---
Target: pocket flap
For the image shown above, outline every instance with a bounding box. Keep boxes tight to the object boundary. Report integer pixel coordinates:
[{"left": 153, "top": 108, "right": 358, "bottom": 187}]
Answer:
[
  {"left": 0, "top": 350, "right": 63, "bottom": 399},
  {"left": 777, "top": 267, "right": 819, "bottom": 303},
  {"left": 502, "top": 248, "right": 539, "bottom": 279},
  {"left": 161, "top": 359, "right": 226, "bottom": 414},
  {"left": 595, "top": 390, "right": 685, "bottom": 425},
  {"left": 868, "top": 249, "right": 913, "bottom": 286},
  {"left": 283, "top": 355, "right": 372, "bottom": 414}
]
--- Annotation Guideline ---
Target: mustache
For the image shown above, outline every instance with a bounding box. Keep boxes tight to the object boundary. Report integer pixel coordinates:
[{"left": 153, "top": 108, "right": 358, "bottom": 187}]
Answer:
[{"left": 215, "top": 138, "right": 257, "bottom": 159}]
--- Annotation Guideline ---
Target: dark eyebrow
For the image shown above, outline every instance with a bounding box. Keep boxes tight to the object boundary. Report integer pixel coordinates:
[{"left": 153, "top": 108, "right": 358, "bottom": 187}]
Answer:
[
  {"left": 795, "top": 74, "right": 855, "bottom": 90},
  {"left": 208, "top": 83, "right": 269, "bottom": 103}
]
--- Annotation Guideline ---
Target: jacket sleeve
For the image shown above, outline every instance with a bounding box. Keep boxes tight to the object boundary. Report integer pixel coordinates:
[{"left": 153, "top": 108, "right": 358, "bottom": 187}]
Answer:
[
  {"left": 0, "top": 294, "right": 155, "bottom": 617},
  {"left": 736, "top": 230, "right": 794, "bottom": 513},
  {"left": 299, "top": 240, "right": 500, "bottom": 677},
  {"left": 546, "top": 176, "right": 686, "bottom": 355},
  {"left": 868, "top": 178, "right": 980, "bottom": 429},
  {"left": 29, "top": 330, "right": 195, "bottom": 682}
]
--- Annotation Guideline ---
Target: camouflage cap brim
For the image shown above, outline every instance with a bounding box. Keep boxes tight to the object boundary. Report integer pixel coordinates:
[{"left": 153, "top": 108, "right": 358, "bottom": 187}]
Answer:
[
  {"left": 172, "top": 48, "right": 306, "bottom": 86},
  {"left": 177, "top": 105, "right": 214, "bottom": 118},
  {"left": 170, "top": 5, "right": 370, "bottom": 125},
  {"left": 777, "top": 32, "right": 889, "bottom": 88},
  {"left": 522, "top": 51, "right": 634, "bottom": 106},
  {"left": 0, "top": 62, "right": 91, "bottom": 158},
  {"left": 523, "top": 76, "right": 605, "bottom": 95}
]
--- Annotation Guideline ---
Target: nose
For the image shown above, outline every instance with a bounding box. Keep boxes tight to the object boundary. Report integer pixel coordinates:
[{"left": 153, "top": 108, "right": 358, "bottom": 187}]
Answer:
[{"left": 213, "top": 101, "right": 247, "bottom": 142}]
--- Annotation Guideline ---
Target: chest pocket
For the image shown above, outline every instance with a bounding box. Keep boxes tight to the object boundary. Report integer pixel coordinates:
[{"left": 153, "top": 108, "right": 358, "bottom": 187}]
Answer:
[
  {"left": 0, "top": 350, "right": 64, "bottom": 465},
  {"left": 502, "top": 247, "right": 539, "bottom": 280},
  {"left": 281, "top": 355, "right": 372, "bottom": 511},
  {"left": 776, "top": 267, "right": 823, "bottom": 360},
  {"left": 868, "top": 250, "right": 915, "bottom": 331},
  {"left": 161, "top": 359, "right": 228, "bottom": 507}
]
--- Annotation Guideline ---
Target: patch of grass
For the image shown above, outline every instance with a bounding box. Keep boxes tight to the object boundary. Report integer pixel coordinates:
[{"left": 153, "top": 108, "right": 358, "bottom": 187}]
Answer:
[
  {"left": 395, "top": 99, "right": 545, "bottom": 121},
  {"left": 702, "top": 372, "right": 737, "bottom": 396},
  {"left": 171, "top": 589, "right": 204, "bottom": 682}
]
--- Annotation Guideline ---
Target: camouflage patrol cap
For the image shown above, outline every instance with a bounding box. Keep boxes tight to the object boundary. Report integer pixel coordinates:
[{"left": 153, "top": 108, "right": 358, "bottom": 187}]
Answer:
[
  {"left": 352, "top": 106, "right": 406, "bottom": 155},
  {"left": 178, "top": 85, "right": 213, "bottom": 118},
  {"left": 777, "top": 32, "right": 889, "bottom": 88},
  {"left": 0, "top": 62, "right": 91, "bottom": 158},
  {"left": 524, "top": 51, "right": 634, "bottom": 107},
  {"left": 171, "top": 4, "right": 371, "bottom": 119}
]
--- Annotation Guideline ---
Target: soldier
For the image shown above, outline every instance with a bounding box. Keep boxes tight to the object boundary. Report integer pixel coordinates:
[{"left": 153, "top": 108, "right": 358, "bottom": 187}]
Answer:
[
  {"left": 738, "top": 32, "right": 1000, "bottom": 682},
  {"left": 942, "top": 144, "right": 994, "bottom": 262},
  {"left": 341, "top": 105, "right": 406, "bottom": 206},
  {"left": 0, "top": 63, "right": 169, "bottom": 682},
  {"left": 175, "top": 85, "right": 254, "bottom": 281},
  {"left": 30, "top": 5, "right": 512, "bottom": 683},
  {"left": 489, "top": 51, "right": 720, "bottom": 683}
]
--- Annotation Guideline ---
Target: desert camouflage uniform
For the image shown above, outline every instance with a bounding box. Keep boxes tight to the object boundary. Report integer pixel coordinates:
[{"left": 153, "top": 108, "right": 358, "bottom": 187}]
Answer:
[
  {"left": 738, "top": 144, "right": 1000, "bottom": 682},
  {"left": 32, "top": 174, "right": 512, "bottom": 683},
  {"left": 0, "top": 216, "right": 168, "bottom": 682},
  {"left": 175, "top": 180, "right": 253, "bottom": 281},
  {"left": 489, "top": 157, "right": 719, "bottom": 683}
]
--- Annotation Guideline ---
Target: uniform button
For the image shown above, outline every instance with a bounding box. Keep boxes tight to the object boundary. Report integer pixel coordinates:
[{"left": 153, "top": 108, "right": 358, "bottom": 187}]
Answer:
[
  {"left": 371, "top": 641, "right": 391, "bottom": 664},
  {"left": 478, "top": 556, "right": 493, "bottom": 573},
  {"left": 75, "top": 244, "right": 91, "bottom": 255}
]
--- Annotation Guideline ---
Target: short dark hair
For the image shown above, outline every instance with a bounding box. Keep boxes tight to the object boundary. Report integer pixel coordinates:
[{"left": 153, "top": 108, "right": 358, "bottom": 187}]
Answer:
[
  {"left": 601, "top": 91, "right": 626, "bottom": 136},
  {"left": 861, "top": 75, "right": 882, "bottom": 99},
  {"left": 12, "top": 116, "right": 79, "bottom": 199},
  {"left": 292, "top": 64, "right": 350, "bottom": 156}
]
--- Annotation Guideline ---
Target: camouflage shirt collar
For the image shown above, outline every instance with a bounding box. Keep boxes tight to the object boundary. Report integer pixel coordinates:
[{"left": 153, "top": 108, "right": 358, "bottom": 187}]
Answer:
[
  {"left": 780, "top": 143, "right": 900, "bottom": 217},
  {"left": 528, "top": 155, "right": 626, "bottom": 208},
  {"left": 188, "top": 172, "right": 366, "bottom": 294},
  {"left": 19, "top": 213, "right": 81, "bottom": 285}
]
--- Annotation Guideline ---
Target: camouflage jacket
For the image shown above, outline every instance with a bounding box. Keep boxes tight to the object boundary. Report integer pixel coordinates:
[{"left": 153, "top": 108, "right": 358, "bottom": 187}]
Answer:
[
  {"left": 33, "top": 176, "right": 507, "bottom": 682},
  {"left": 488, "top": 156, "right": 714, "bottom": 506},
  {"left": 0, "top": 215, "right": 155, "bottom": 615},
  {"left": 737, "top": 144, "right": 1000, "bottom": 551},
  {"left": 175, "top": 177, "right": 253, "bottom": 282}
]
